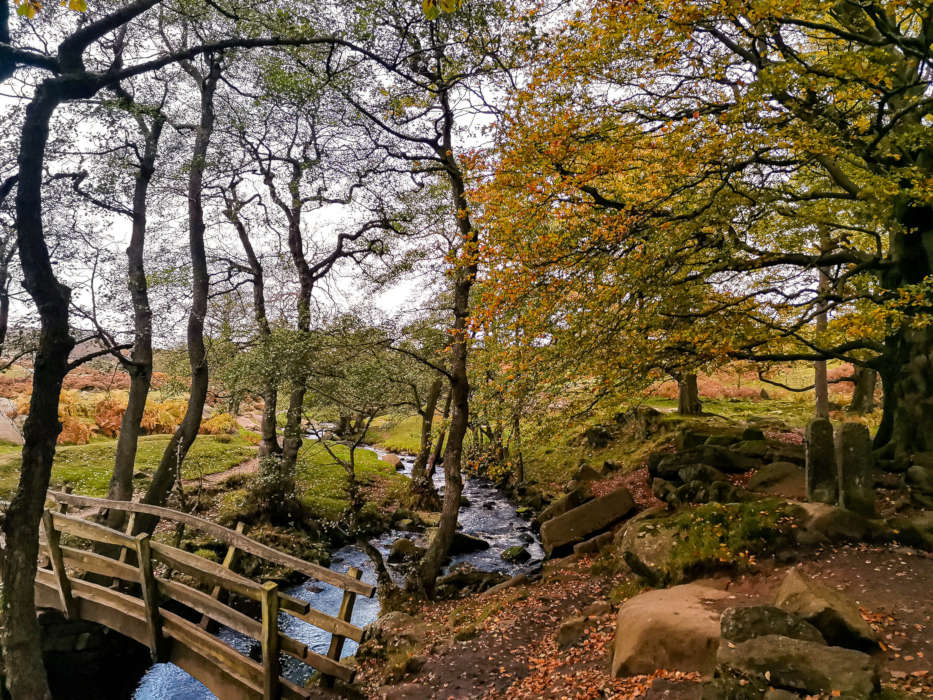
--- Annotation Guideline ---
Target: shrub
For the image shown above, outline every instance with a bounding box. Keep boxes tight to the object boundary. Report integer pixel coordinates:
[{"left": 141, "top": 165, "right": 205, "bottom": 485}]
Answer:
[
  {"left": 58, "top": 416, "right": 92, "bottom": 445},
  {"left": 200, "top": 412, "right": 236, "bottom": 435}
]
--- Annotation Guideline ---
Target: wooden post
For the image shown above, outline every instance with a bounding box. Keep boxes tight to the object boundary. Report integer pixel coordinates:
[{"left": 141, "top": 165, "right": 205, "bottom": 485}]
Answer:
[
  {"left": 321, "top": 566, "right": 362, "bottom": 688},
  {"left": 58, "top": 485, "right": 73, "bottom": 514},
  {"left": 260, "top": 580, "right": 281, "bottom": 700},
  {"left": 200, "top": 520, "right": 244, "bottom": 631},
  {"left": 41, "top": 509, "right": 77, "bottom": 619},
  {"left": 118, "top": 512, "right": 137, "bottom": 564},
  {"left": 135, "top": 532, "right": 167, "bottom": 661}
]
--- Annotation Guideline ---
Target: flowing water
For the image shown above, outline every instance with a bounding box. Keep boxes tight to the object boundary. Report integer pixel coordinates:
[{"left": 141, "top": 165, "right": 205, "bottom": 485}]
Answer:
[{"left": 134, "top": 445, "right": 542, "bottom": 698}]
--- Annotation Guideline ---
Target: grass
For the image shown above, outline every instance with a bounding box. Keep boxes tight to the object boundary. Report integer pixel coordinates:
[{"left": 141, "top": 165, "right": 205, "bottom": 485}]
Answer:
[
  {"left": 0, "top": 433, "right": 257, "bottom": 499},
  {"left": 296, "top": 441, "right": 408, "bottom": 521},
  {"left": 364, "top": 414, "right": 424, "bottom": 454}
]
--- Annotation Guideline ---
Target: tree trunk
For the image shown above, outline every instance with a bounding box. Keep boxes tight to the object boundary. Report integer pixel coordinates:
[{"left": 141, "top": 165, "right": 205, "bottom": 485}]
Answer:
[
  {"left": 1, "top": 80, "right": 74, "bottom": 700},
  {"left": 880, "top": 201, "right": 933, "bottom": 456},
  {"left": 409, "top": 377, "right": 442, "bottom": 510},
  {"left": 414, "top": 86, "right": 477, "bottom": 595},
  {"left": 814, "top": 233, "right": 831, "bottom": 418},
  {"left": 848, "top": 366, "right": 877, "bottom": 414},
  {"left": 677, "top": 373, "right": 702, "bottom": 415},
  {"left": 511, "top": 410, "right": 524, "bottom": 484},
  {"left": 105, "top": 109, "right": 163, "bottom": 531},
  {"left": 0, "top": 247, "right": 12, "bottom": 359},
  {"left": 138, "top": 57, "right": 221, "bottom": 530},
  {"left": 427, "top": 388, "right": 451, "bottom": 477},
  {"left": 225, "top": 188, "right": 280, "bottom": 458}
]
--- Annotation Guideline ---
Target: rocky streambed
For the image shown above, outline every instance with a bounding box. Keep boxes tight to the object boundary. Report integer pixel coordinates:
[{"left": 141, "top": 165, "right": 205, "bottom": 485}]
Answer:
[{"left": 134, "top": 445, "right": 543, "bottom": 698}]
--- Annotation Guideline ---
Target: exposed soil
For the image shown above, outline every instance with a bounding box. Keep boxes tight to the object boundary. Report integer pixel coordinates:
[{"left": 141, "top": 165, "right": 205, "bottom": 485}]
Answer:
[{"left": 357, "top": 543, "right": 933, "bottom": 699}]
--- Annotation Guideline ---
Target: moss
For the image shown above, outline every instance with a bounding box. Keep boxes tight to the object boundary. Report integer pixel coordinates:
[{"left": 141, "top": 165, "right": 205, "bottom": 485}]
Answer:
[
  {"left": 660, "top": 499, "right": 801, "bottom": 580},
  {"left": 608, "top": 579, "right": 647, "bottom": 605},
  {"left": 192, "top": 548, "right": 219, "bottom": 563}
]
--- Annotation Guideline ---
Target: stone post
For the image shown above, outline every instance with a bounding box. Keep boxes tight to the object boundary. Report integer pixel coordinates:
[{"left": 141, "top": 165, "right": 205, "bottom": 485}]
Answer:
[
  {"left": 805, "top": 418, "right": 836, "bottom": 504},
  {"left": 835, "top": 422, "right": 875, "bottom": 517}
]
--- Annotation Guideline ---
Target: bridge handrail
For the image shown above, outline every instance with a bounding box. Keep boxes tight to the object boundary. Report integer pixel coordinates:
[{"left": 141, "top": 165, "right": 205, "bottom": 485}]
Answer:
[
  {"left": 46, "top": 489, "right": 375, "bottom": 598},
  {"left": 37, "top": 502, "right": 363, "bottom": 697}
]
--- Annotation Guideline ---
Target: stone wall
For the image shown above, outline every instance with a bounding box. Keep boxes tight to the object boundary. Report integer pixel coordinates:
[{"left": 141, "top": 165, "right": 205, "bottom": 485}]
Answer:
[{"left": 38, "top": 609, "right": 152, "bottom": 699}]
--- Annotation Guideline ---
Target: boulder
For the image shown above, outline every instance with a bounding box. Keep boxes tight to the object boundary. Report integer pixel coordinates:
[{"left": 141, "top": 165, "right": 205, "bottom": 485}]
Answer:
[
  {"left": 731, "top": 440, "right": 769, "bottom": 458},
  {"left": 0, "top": 414, "right": 23, "bottom": 445},
  {"left": 483, "top": 573, "right": 528, "bottom": 595},
  {"left": 414, "top": 511, "right": 441, "bottom": 527},
  {"left": 906, "top": 464, "right": 933, "bottom": 495},
  {"left": 617, "top": 508, "right": 678, "bottom": 584},
  {"left": 365, "top": 612, "right": 426, "bottom": 653},
  {"left": 540, "top": 487, "right": 635, "bottom": 556},
  {"left": 573, "top": 530, "right": 614, "bottom": 555},
  {"left": 556, "top": 616, "right": 586, "bottom": 648},
  {"left": 0, "top": 397, "right": 14, "bottom": 415},
  {"left": 534, "top": 486, "right": 590, "bottom": 527},
  {"left": 449, "top": 532, "right": 490, "bottom": 555},
  {"left": 572, "top": 464, "right": 602, "bottom": 483},
  {"left": 584, "top": 425, "right": 613, "bottom": 448},
  {"left": 500, "top": 545, "right": 531, "bottom": 563},
  {"left": 705, "top": 433, "right": 741, "bottom": 447},
  {"left": 581, "top": 600, "right": 611, "bottom": 617},
  {"left": 795, "top": 502, "right": 872, "bottom": 544},
  {"left": 774, "top": 569, "right": 878, "bottom": 650},
  {"left": 698, "top": 445, "right": 760, "bottom": 473},
  {"left": 747, "top": 462, "right": 805, "bottom": 499},
  {"left": 679, "top": 464, "right": 728, "bottom": 484},
  {"left": 610, "top": 583, "right": 729, "bottom": 677},
  {"left": 742, "top": 427, "right": 766, "bottom": 441},
  {"left": 388, "top": 538, "right": 423, "bottom": 563},
  {"left": 380, "top": 453, "right": 403, "bottom": 469},
  {"left": 889, "top": 510, "right": 933, "bottom": 551},
  {"left": 435, "top": 566, "right": 507, "bottom": 597},
  {"left": 720, "top": 605, "right": 825, "bottom": 645},
  {"left": 716, "top": 635, "right": 879, "bottom": 698}
]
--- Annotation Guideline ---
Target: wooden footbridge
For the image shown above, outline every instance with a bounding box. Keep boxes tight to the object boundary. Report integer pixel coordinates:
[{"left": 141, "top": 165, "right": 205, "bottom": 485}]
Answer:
[{"left": 33, "top": 490, "right": 376, "bottom": 700}]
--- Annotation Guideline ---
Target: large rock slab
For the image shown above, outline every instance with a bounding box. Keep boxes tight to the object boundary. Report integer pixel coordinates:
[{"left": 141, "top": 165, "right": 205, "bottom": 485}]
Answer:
[
  {"left": 717, "top": 635, "right": 879, "bottom": 698},
  {"left": 0, "top": 413, "right": 23, "bottom": 445},
  {"left": 533, "top": 485, "right": 590, "bottom": 527},
  {"left": 720, "top": 605, "right": 825, "bottom": 644},
  {"left": 610, "top": 583, "right": 729, "bottom": 677},
  {"left": 747, "top": 462, "right": 804, "bottom": 499},
  {"left": 774, "top": 569, "right": 878, "bottom": 650},
  {"left": 540, "top": 487, "right": 635, "bottom": 556}
]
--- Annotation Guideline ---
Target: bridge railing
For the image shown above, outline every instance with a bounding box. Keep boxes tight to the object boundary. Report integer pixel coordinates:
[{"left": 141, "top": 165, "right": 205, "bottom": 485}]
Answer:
[{"left": 39, "top": 490, "right": 377, "bottom": 700}]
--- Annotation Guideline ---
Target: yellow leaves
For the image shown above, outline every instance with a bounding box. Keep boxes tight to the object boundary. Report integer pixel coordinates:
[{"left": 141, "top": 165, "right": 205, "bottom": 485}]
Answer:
[
  {"left": 15, "top": 0, "right": 40, "bottom": 17},
  {"left": 16, "top": 0, "right": 85, "bottom": 16}
]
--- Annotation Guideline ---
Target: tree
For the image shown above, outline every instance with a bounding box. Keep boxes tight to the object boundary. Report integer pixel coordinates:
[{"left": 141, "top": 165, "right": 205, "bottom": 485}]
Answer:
[
  {"left": 479, "top": 0, "right": 932, "bottom": 456},
  {"left": 0, "top": 3, "right": 344, "bottom": 691}
]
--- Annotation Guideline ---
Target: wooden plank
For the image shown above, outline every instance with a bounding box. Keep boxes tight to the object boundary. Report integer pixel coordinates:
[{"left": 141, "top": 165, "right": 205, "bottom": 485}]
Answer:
[
  {"left": 136, "top": 533, "right": 167, "bottom": 661},
  {"left": 68, "top": 576, "right": 147, "bottom": 616},
  {"left": 260, "top": 581, "right": 281, "bottom": 700},
  {"left": 150, "top": 542, "right": 265, "bottom": 602},
  {"left": 50, "top": 511, "right": 136, "bottom": 548},
  {"left": 157, "top": 576, "right": 262, "bottom": 641},
  {"left": 49, "top": 544, "right": 139, "bottom": 582},
  {"left": 280, "top": 603, "right": 364, "bottom": 642},
  {"left": 321, "top": 566, "right": 362, "bottom": 688},
  {"left": 161, "top": 609, "right": 265, "bottom": 691},
  {"left": 118, "top": 512, "right": 137, "bottom": 565},
  {"left": 41, "top": 509, "right": 77, "bottom": 619},
  {"left": 47, "top": 490, "right": 375, "bottom": 597},
  {"left": 201, "top": 521, "right": 244, "bottom": 631},
  {"left": 279, "top": 639, "right": 356, "bottom": 684}
]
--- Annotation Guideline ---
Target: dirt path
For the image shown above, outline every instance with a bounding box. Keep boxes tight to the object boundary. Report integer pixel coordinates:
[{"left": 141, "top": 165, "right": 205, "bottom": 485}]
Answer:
[
  {"left": 359, "top": 543, "right": 933, "bottom": 699},
  {"left": 181, "top": 456, "right": 259, "bottom": 488}
]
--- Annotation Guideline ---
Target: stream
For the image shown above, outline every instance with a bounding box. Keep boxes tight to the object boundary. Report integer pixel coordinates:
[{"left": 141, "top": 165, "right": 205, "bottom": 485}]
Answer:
[{"left": 134, "top": 445, "right": 543, "bottom": 698}]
